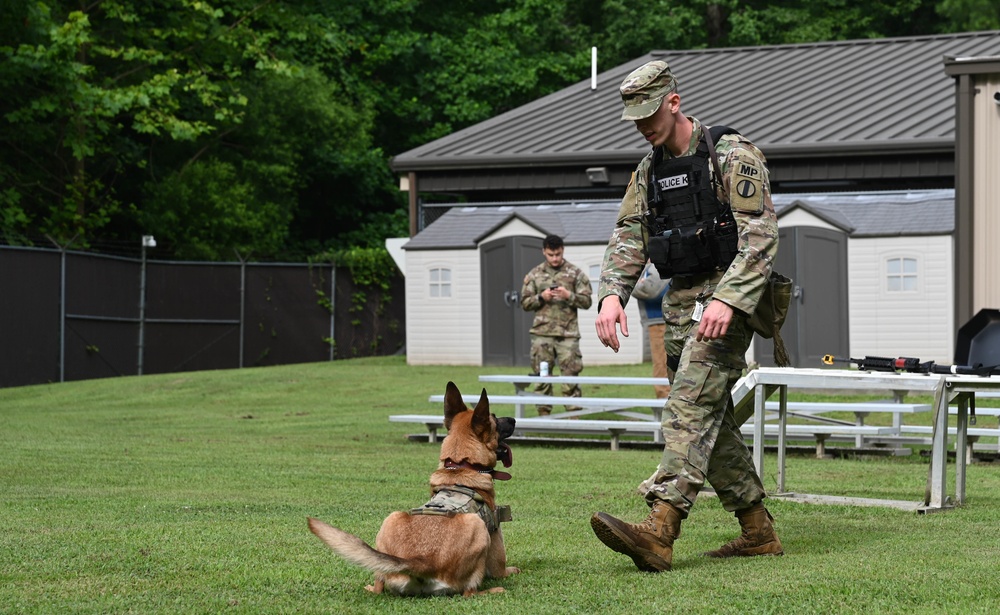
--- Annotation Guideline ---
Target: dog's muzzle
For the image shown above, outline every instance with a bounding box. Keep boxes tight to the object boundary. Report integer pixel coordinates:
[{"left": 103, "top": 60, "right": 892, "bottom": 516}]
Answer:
[{"left": 496, "top": 416, "right": 515, "bottom": 468}]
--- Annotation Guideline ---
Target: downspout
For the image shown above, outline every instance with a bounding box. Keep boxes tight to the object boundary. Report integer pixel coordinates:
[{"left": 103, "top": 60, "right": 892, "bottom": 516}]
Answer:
[
  {"left": 408, "top": 172, "right": 419, "bottom": 237},
  {"left": 953, "top": 72, "right": 976, "bottom": 335}
]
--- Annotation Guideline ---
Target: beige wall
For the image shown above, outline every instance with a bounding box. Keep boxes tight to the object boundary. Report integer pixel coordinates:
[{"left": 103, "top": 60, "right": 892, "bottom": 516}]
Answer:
[
  {"left": 973, "top": 73, "right": 1000, "bottom": 313},
  {"left": 848, "top": 236, "right": 954, "bottom": 363}
]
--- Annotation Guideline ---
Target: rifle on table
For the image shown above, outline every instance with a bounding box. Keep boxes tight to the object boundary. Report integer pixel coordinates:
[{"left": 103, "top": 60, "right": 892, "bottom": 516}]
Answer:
[
  {"left": 823, "top": 354, "right": 1000, "bottom": 425},
  {"left": 822, "top": 354, "right": 1000, "bottom": 377}
]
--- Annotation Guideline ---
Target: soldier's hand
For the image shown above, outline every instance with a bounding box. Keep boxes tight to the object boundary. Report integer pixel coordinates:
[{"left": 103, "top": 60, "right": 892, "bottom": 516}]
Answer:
[
  {"left": 595, "top": 296, "right": 627, "bottom": 352},
  {"left": 696, "top": 300, "right": 733, "bottom": 341}
]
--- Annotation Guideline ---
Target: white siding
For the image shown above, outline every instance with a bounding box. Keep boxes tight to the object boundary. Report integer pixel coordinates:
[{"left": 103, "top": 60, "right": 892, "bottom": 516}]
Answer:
[
  {"left": 779, "top": 209, "right": 839, "bottom": 231},
  {"left": 480, "top": 219, "right": 544, "bottom": 243},
  {"left": 405, "top": 250, "right": 484, "bottom": 365},
  {"left": 848, "top": 236, "right": 954, "bottom": 363},
  {"left": 562, "top": 244, "right": 645, "bottom": 367}
]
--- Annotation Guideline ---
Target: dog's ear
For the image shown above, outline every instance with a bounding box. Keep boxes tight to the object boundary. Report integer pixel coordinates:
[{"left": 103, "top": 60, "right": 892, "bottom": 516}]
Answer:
[
  {"left": 443, "top": 381, "right": 465, "bottom": 430},
  {"left": 471, "top": 388, "right": 492, "bottom": 438}
]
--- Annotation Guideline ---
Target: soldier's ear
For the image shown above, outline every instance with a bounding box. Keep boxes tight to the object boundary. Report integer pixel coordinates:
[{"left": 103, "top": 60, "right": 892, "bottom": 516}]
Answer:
[{"left": 664, "top": 91, "right": 681, "bottom": 114}]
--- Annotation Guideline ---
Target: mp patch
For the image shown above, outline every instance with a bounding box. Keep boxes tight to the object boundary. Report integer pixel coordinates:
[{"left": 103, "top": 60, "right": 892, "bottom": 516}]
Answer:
[{"left": 730, "top": 153, "right": 764, "bottom": 214}]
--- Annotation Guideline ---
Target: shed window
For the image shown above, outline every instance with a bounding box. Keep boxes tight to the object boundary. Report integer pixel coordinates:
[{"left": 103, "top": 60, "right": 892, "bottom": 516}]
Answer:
[
  {"left": 886, "top": 257, "right": 917, "bottom": 292},
  {"left": 429, "top": 268, "right": 452, "bottom": 297}
]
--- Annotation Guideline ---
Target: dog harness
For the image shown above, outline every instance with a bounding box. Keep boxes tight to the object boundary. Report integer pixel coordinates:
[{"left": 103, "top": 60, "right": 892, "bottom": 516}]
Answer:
[{"left": 409, "top": 485, "right": 511, "bottom": 533}]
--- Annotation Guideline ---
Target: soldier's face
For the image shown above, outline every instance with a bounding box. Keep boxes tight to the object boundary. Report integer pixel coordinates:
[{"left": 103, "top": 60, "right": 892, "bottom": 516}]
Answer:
[
  {"left": 543, "top": 247, "right": 564, "bottom": 268},
  {"left": 633, "top": 93, "right": 679, "bottom": 148}
]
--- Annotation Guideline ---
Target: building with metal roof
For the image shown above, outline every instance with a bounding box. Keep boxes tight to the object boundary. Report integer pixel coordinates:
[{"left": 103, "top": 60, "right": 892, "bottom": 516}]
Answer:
[
  {"left": 392, "top": 32, "right": 1000, "bottom": 368},
  {"left": 391, "top": 31, "right": 1000, "bottom": 233}
]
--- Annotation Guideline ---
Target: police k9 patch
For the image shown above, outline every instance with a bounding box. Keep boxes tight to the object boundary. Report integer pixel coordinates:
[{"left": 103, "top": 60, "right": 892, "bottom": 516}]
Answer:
[
  {"left": 730, "top": 153, "right": 764, "bottom": 214},
  {"left": 657, "top": 173, "right": 689, "bottom": 191}
]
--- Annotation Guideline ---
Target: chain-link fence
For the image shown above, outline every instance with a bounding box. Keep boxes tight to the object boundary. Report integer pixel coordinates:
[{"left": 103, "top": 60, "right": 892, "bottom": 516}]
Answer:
[{"left": 0, "top": 245, "right": 405, "bottom": 388}]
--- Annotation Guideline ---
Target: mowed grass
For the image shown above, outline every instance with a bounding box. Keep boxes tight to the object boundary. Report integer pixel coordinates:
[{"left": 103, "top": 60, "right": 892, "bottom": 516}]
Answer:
[{"left": 2, "top": 355, "right": 1000, "bottom": 614}]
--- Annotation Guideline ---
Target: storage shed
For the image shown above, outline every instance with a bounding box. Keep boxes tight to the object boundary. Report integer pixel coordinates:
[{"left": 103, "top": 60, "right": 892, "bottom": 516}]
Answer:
[{"left": 400, "top": 189, "right": 956, "bottom": 367}]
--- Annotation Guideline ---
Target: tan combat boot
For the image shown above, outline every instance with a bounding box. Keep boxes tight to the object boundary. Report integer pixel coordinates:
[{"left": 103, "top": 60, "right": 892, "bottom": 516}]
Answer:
[
  {"left": 704, "top": 502, "right": 784, "bottom": 558},
  {"left": 590, "top": 501, "right": 682, "bottom": 572}
]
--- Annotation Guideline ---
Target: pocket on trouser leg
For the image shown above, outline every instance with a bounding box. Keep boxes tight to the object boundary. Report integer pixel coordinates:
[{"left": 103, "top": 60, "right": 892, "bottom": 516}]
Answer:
[
  {"left": 708, "top": 416, "right": 767, "bottom": 511},
  {"left": 653, "top": 357, "right": 732, "bottom": 506}
]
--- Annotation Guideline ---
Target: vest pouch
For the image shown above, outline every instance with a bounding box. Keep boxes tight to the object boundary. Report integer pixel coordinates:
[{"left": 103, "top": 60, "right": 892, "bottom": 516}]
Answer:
[
  {"left": 712, "top": 215, "right": 740, "bottom": 270},
  {"left": 669, "top": 225, "right": 718, "bottom": 276},
  {"left": 647, "top": 234, "right": 674, "bottom": 278},
  {"left": 749, "top": 271, "right": 793, "bottom": 367},
  {"left": 649, "top": 225, "right": 721, "bottom": 278}
]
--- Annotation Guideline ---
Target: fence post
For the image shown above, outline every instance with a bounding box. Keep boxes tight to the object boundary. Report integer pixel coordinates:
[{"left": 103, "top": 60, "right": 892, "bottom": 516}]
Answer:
[
  {"left": 234, "top": 249, "right": 251, "bottom": 369},
  {"left": 45, "top": 234, "right": 78, "bottom": 383},
  {"left": 329, "top": 265, "right": 336, "bottom": 361},
  {"left": 138, "top": 235, "right": 156, "bottom": 375},
  {"left": 59, "top": 246, "right": 66, "bottom": 382},
  {"left": 239, "top": 256, "right": 246, "bottom": 369}
]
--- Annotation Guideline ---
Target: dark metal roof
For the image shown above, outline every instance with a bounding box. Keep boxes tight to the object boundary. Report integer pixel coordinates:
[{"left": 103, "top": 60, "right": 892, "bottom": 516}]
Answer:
[
  {"left": 401, "top": 190, "right": 954, "bottom": 250},
  {"left": 402, "top": 201, "right": 619, "bottom": 250},
  {"left": 392, "top": 32, "right": 1000, "bottom": 173}
]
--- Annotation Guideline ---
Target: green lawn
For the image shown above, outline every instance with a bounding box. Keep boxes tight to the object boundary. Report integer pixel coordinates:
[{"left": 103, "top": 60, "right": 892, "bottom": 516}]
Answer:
[{"left": 2, "top": 356, "right": 1000, "bottom": 614}]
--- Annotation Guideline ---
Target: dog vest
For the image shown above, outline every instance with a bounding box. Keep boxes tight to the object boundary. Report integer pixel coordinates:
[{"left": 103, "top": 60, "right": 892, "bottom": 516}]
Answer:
[
  {"left": 409, "top": 485, "right": 506, "bottom": 533},
  {"left": 645, "top": 126, "right": 740, "bottom": 278}
]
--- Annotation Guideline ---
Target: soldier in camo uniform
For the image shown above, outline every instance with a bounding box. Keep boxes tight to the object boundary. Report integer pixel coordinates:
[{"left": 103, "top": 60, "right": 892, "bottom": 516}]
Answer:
[
  {"left": 520, "top": 235, "right": 593, "bottom": 415},
  {"left": 589, "top": 60, "right": 784, "bottom": 572}
]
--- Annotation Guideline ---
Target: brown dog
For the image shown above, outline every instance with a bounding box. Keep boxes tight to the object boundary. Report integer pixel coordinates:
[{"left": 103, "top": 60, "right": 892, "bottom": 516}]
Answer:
[{"left": 308, "top": 381, "right": 518, "bottom": 596}]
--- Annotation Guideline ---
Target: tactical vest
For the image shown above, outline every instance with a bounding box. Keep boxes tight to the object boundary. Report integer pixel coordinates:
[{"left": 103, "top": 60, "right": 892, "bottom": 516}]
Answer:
[{"left": 645, "top": 126, "right": 740, "bottom": 279}]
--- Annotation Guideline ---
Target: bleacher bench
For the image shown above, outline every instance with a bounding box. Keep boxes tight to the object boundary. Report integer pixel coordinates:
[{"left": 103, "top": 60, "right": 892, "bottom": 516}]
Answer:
[
  {"left": 426, "top": 393, "right": 667, "bottom": 421},
  {"left": 389, "top": 414, "right": 897, "bottom": 455},
  {"left": 898, "top": 425, "right": 1000, "bottom": 462}
]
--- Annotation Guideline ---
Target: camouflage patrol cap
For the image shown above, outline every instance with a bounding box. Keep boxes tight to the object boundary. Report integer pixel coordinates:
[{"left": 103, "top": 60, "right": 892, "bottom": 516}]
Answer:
[{"left": 619, "top": 60, "right": 678, "bottom": 121}]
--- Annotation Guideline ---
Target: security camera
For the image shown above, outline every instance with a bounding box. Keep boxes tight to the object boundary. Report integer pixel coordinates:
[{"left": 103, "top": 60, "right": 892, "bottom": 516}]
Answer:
[{"left": 995, "top": 91, "right": 1000, "bottom": 105}]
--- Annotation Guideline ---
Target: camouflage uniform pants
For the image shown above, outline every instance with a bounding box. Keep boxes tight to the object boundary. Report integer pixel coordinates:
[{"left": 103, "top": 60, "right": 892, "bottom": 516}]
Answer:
[
  {"left": 647, "top": 322, "right": 671, "bottom": 399},
  {"left": 530, "top": 335, "right": 583, "bottom": 414},
  {"left": 644, "top": 277, "right": 766, "bottom": 516}
]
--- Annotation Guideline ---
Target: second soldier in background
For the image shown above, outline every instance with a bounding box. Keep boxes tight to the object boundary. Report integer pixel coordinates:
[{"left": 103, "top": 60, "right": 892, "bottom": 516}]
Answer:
[{"left": 520, "top": 235, "right": 593, "bottom": 416}]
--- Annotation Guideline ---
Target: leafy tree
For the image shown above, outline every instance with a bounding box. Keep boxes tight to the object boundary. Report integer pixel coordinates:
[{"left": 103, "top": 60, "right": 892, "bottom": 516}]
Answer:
[
  {"left": 0, "top": 1, "right": 264, "bottom": 247},
  {"left": 726, "top": 0, "right": 941, "bottom": 45},
  {"left": 1, "top": 0, "right": 988, "bottom": 261},
  {"left": 936, "top": 0, "right": 1000, "bottom": 31},
  {"left": 136, "top": 64, "right": 385, "bottom": 260}
]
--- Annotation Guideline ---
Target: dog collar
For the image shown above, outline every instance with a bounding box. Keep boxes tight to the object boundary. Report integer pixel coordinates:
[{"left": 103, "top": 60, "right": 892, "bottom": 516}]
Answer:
[{"left": 443, "top": 459, "right": 511, "bottom": 481}]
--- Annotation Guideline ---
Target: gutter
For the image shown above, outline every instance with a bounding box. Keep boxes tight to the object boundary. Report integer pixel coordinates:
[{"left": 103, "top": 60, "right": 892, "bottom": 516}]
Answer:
[{"left": 391, "top": 138, "right": 955, "bottom": 173}]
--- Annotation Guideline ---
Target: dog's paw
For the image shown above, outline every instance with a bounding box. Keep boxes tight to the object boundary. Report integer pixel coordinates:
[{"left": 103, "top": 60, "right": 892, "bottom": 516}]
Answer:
[{"left": 505, "top": 566, "right": 521, "bottom": 576}]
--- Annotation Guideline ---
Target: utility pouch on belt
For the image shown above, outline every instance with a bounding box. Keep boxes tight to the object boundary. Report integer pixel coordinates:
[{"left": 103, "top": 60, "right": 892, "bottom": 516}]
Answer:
[
  {"left": 648, "top": 224, "right": 729, "bottom": 279},
  {"left": 748, "top": 271, "right": 793, "bottom": 366}
]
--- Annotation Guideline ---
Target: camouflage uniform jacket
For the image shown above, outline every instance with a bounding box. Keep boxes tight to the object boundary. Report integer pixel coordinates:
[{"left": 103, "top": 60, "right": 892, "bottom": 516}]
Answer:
[
  {"left": 598, "top": 117, "right": 779, "bottom": 317},
  {"left": 520, "top": 261, "right": 593, "bottom": 338}
]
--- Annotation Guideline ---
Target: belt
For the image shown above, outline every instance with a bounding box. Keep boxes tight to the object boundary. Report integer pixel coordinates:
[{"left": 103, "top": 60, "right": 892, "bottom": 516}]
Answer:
[{"left": 670, "top": 272, "right": 720, "bottom": 289}]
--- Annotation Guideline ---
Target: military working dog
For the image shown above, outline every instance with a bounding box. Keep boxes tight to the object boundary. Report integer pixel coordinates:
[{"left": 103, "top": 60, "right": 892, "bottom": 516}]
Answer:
[{"left": 308, "top": 381, "right": 518, "bottom": 596}]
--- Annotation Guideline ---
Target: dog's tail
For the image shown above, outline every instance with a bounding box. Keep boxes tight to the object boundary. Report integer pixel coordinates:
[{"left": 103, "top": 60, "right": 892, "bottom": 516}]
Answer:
[{"left": 308, "top": 517, "right": 429, "bottom": 576}]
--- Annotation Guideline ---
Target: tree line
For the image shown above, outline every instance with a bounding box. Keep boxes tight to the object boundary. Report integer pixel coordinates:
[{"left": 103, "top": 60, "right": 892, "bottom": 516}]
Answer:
[{"left": 1, "top": 0, "right": 995, "bottom": 261}]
